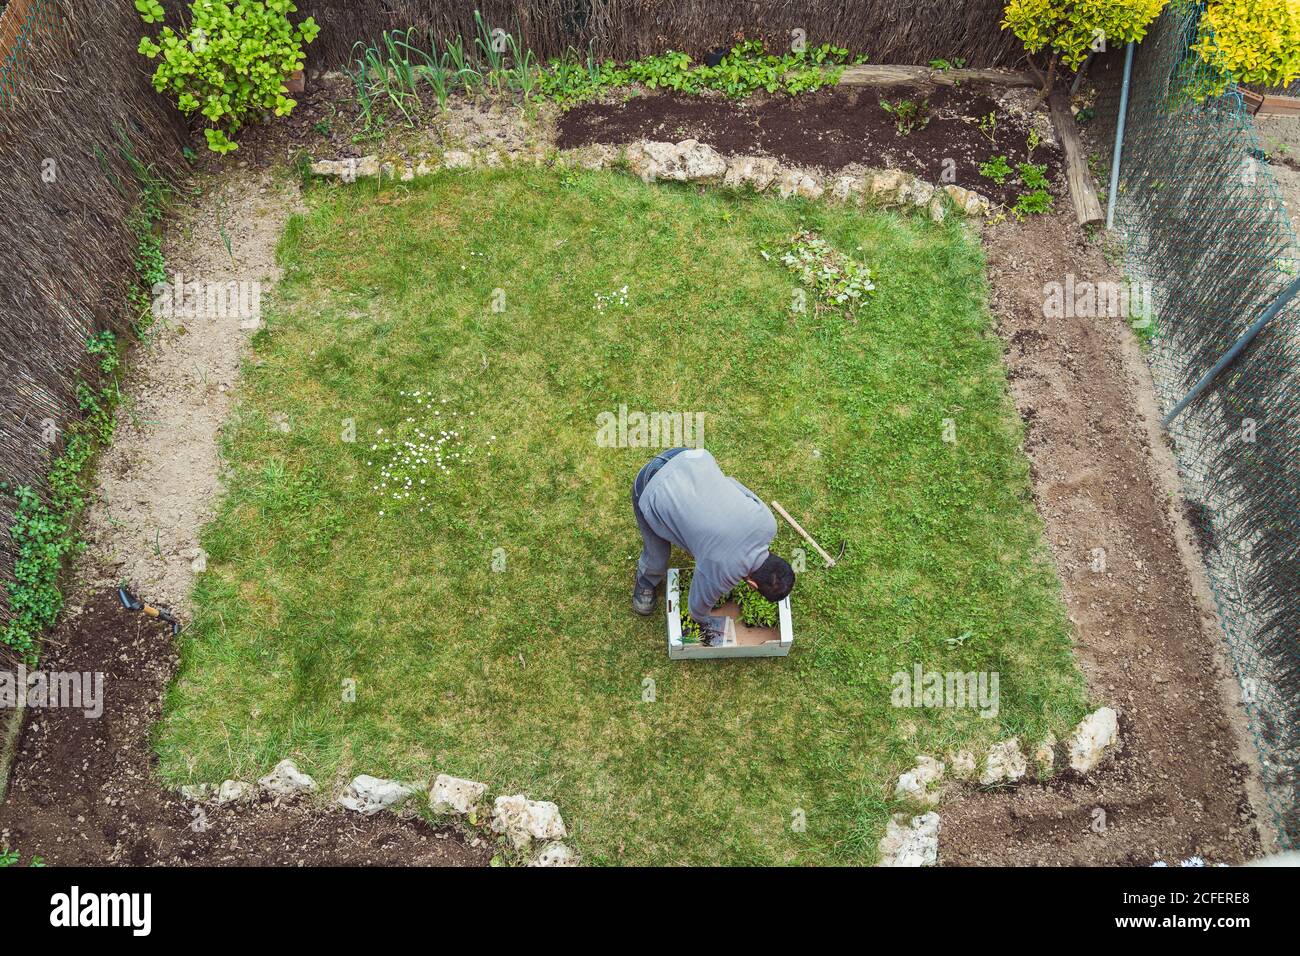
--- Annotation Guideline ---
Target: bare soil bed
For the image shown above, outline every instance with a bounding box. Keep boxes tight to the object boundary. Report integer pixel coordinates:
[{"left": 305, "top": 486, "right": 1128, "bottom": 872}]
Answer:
[
  {"left": 940, "top": 209, "right": 1264, "bottom": 864},
  {"left": 556, "top": 83, "right": 1060, "bottom": 206},
  {"left": 0, "top": 589, "right": 489, "bottom": 866}
]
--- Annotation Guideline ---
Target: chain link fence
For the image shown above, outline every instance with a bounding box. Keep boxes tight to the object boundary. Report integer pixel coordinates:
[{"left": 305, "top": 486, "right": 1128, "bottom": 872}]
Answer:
[{"left": 1097, "top": 4, "right": 1300, "bottom": 848}]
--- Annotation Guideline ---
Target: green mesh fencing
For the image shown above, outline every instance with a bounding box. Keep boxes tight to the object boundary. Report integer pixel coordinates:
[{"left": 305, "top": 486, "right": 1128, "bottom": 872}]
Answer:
[
  {"left": 1104, "top": 4, "right": 1300, "bottom": 848},
  {"left": 0, "top": 0, "right": 59, "bottom": 108}
]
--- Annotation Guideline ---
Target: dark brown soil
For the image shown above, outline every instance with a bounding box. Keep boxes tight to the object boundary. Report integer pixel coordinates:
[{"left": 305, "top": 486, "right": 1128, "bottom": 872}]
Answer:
[
  {"left": 938, "top": 209, "right": 1265, "bottom": 865},
  {"left": 556, "top": 84, "right": 1059, "bottom": 206},
  {"left": 0, "top": 590, "right": 490, "bottom": 866}
]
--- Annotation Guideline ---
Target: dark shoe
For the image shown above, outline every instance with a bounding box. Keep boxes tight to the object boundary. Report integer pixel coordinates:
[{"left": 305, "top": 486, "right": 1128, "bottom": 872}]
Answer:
[{"left": 633, "top": 582, "right": 658, "bottom": 615}]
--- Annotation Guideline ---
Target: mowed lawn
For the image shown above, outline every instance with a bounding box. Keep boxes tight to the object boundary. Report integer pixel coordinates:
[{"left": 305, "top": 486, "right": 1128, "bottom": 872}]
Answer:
[{"left": 156, "top": 165, "right": 1087, "bottom": 864}]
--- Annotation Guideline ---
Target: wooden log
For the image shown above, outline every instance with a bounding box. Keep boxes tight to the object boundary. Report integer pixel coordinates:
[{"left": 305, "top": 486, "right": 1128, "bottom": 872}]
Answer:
[
  {"left": 838, "top": 64, "right": 1036, "bottom": 89},
  {"left": 934, "top": 68, "right": 1036, "bottom": 87},
  {"left": 1236, "top": 89, "right": 1300, "bottom": 116},
  {"left": 1048, "top": 91, "right": 1104, "bottom": 227},
  {"left": 838, "top": 64, "right": 932, "bottom": 87}
]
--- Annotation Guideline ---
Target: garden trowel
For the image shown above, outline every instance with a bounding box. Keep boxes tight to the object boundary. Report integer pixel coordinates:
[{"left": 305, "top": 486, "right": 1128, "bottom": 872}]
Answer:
[{"left": 117, "top": 586, "right": 182, "bottom": 635}]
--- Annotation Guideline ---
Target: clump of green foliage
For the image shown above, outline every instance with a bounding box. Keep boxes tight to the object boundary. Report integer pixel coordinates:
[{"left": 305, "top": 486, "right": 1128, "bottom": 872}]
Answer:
[
  {"left": 0, "top": 848, "right": 45, "bottom": 867},
  {"left": 720, "top": 583, "right": 780, "bottom": 629},
  {"left": 675, "top": 568, "right": 703, "bottom": 644},
  {"left": 135, "top": 0, "right": 320, "bottom": 153},
  {"left": 979, "top": 155, "right": 1013, "bottom": 185},
  {"left": 977, "top": 111, "right": 998, "bottom": 144},
  {"left": 880, "top": 97, "right": 931, "bottom": 136},
  {"left": 536, "top": 39, "right": 860, "bottom": 104},
  {"left": 779, "top": 229, "right": 875, "bottom": 316},
  {"left": 1012, "top": 161, "right": 1053, "bottom": 218},
  {"left": 0, "top": 332, "right": 120, "bottom": 662}
]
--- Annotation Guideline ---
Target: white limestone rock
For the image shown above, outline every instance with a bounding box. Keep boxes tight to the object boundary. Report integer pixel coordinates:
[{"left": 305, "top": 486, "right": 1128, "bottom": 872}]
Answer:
[
  {"left": 429, "top": 774, "right": 487, "bottom": 816},
  {"left": 877, "top": 811, "right": 940, "bottom": 867},
  {"left": 944, "top": 183, "right": 992, "bottom": 217},
  {"left": 776, "top": 168, "right": 824, "bottom": 200},
  {"left": 867, "top": 168, "right": 908, "bottom": 204},
  {"left": 529, "top": 842, "right": 577, "bottom": 867},
  {"left": 830, "top": 173, "right": 865, "bottom": 203},
  {"left": 723, "top": 154, "right": 781, "bottom": 191},
  {"left": 948, "top": 749, "right": 978, "bottom": 781},
  {"left": 309, "top": 156, "right": 381, "bottom": 181},
  {"left": 980, "top": 737, "right": 1028, "bottom": 785},
  {"left": 894, "top": 754, "right": 945, "bottom": 806},
  {"left": 337, "top": 775, "right": 416, "bottom": 815},
  {"left": 216, "top": 780, "right": 255, "bottom": 805},
  {"left": 625, "top": 139, "right": 727, "bottom": 183},
  {"left": 258, "top": 759, "right": 317, "bottom": 799},
  {"left": 1068, "top": 707, "right": 1120, "bottom": 773},
  {"left": 492, "top": 794, "right": 567, "bottom": 848}
]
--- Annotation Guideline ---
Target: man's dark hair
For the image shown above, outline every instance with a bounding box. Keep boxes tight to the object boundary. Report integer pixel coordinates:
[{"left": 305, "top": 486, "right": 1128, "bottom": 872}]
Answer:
[{"left": 752, "top": 553, "right": 795, "bottom": 603}]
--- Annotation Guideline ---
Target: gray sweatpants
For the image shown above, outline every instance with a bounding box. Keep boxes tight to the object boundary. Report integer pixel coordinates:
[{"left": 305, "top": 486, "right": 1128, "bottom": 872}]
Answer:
[{"left": 631, "top": 448, "right": 687, "bottom": 590}]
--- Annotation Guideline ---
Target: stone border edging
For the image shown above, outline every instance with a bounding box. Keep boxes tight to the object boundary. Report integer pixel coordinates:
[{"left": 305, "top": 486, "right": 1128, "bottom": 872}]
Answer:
[
  {"left": 878, "top": 706, "right": 1121, "bottom": 866},
  {"left": 308, "top": 139, "right": 994, "bottom": 223},
  {"left": 180, "top": 762, "right": 578, "bottom": 867}
]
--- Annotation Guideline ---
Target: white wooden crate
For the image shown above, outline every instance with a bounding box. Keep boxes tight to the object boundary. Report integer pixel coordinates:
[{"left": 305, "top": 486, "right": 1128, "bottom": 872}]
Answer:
[{"left": 665, "top": 566, "right": 793, "bottom": 660}]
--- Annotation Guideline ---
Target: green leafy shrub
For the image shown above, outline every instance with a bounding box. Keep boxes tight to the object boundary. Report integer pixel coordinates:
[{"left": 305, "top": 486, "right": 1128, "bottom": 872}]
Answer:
[
  {"left": 1013, "top": 160, "right": 1054, "bottom": 217},
  {"left": 1001, "top": 0, "right": 1169, "bottom": 96},
  {"left": 980, "top": 155, "right": 1013, "bottom": 184},
  {"left": 1191, "top": 0, "right": 1300, "bottom": 95},
  {"left": 880, "top": 97, "right": 931, "bottom": 136},
  {"left": 536, "top": 40, "right": 859, "bottom": 104},
  {"left": 135, "top": 0, "right": 319, "bottom": 153}
]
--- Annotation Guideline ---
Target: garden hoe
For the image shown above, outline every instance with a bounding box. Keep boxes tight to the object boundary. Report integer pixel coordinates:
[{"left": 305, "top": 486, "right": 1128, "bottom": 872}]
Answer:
[
  {"left": 117, "top": 586, "right": 182, "bottom": 635},
  {"left": 770, "top": 500, "right": 845, "bottom": 569}
]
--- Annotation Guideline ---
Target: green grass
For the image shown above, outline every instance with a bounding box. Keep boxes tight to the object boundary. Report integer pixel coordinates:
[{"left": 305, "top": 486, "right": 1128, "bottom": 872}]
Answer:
[{"left": 155, "top": 165, "right": 1088, "bottom": 864}]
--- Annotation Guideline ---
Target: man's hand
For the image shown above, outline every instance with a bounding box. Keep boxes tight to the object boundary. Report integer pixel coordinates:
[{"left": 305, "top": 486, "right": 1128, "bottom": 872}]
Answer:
[{"left": 697, "top": 614, "right": 734, "bottom": 647}]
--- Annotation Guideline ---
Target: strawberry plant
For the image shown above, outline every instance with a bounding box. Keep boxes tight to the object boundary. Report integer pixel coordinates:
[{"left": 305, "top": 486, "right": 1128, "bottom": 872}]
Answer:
[
  {"left": 536, "top": 40, "right": 860, "bottom": 105},
  {"left": 1012, "top": 160, "right": 1054, "bottom": 218},
  {"left": 880, "top": 97, "right": 931, "bottom": 136},
  {"left": 980, "top": 155, "right": 1013, "bottom": 184},
  {"left": 779, "top": 230, "right": 875, "bottom": 317},
  {"left": 676, "top": 569, "right": 703, "bottom": 644},
  {"left": 135, "top": 0, "right": 320, "bottom": 154}
]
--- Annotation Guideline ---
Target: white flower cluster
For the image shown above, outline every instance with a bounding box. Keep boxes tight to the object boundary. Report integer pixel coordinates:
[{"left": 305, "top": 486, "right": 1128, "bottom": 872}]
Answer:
[
  {"left": 594, "top": 284, "right": 629, "bottom": 313},
  {"left": 368, "top": 391, "right": 497, "bottom": 515}
]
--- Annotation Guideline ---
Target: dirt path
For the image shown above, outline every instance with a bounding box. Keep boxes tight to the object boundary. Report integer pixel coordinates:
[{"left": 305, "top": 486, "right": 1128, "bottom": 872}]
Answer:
[
  {"left": 75, "top": 167, "right": 300, "bottom": 617},
  {"left": 937, "top": 210, "right": 1267, "bottom": 865}
]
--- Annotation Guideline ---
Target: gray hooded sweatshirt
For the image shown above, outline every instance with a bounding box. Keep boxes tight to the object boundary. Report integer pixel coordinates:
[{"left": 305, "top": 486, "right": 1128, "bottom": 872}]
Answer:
[{"left": 637, "top": 448, "right": 777, "bottom": 621}]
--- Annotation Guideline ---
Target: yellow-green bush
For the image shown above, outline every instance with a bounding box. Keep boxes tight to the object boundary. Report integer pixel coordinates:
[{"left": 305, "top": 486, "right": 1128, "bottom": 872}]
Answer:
[
  {"left": 1002, "top": 0, "right": 1169, "bottom": 90},
  {"left": 1193, "top": 0, "right": 1300, "bottom": 92}
]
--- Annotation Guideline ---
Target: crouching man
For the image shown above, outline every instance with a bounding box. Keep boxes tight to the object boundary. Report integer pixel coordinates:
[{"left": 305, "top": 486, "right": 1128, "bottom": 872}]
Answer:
[{"left": 630, "top": 447, "right": 795, "bottom": 644}]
